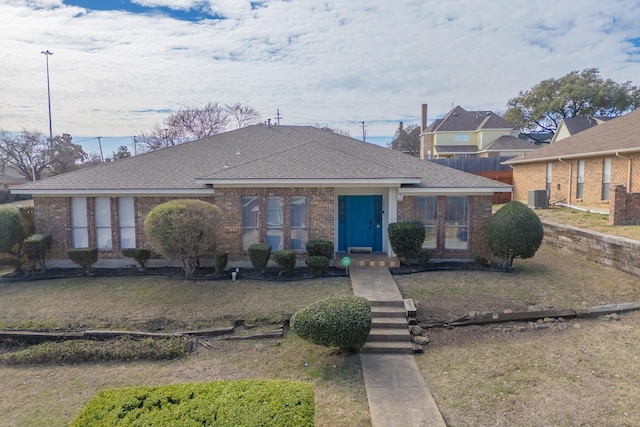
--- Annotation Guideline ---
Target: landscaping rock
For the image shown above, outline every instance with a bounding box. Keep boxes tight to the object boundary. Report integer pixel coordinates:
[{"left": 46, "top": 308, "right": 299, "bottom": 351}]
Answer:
[
  {"left": 412, "top": 335, "right": 430, "bottom": 345},
  {"left": 409, "top": 325, "right": 424, "bottom": 336}
]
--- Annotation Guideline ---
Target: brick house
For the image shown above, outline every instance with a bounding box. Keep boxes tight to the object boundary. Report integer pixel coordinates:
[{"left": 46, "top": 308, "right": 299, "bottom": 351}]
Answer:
[
  {"left": 12, "top": 125, "right": 511, "bottom": 267},
  {"left": 505, "top": 109, "right": 640, "bottom": 224}
]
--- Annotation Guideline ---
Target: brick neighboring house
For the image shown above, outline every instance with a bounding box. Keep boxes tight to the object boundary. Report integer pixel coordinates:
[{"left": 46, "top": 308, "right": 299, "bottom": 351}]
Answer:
[
  {"left": 419, "top": 104, "right": 539, "bottom": 159},
  {"left": 504, "top": 109, "right": 640, "bottom": 224},
  {"left": 12, "top": 125, "right": 511, "bottom": 267}
]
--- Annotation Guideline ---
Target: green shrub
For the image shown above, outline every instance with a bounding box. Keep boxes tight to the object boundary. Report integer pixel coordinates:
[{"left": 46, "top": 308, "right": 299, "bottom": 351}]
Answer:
[
  {"left": 306, "top": 239, "right": 334, "bottom": 259},
  {"left": 248, "top": 243, "right": 271, "bottom": 272},
  {"left": 290, "top": 296, "right": 371, "bottom": 351},
  {"left": 23, "top": 234, "right": 53, "bottom": 271},
  {"left": 121, "top": 248, "right": 151, "bottom": 269},
  {"left": 17, "top": 205, "right": 35, "bottom": 237},
  {"left": 0, "top": 337, "right": 188, "bottom": 365},
  {"left": 67, "top": 248, "right": 98, "bottom": 275},
  {"left": 487, "top": 201, "right": 544, "bottom": 267},
  {"left": 305, "top": 255, "right": 329, "bottom": 276},
  {"left": 70, "top": 380, "right": 314, "bottom": 427},
  {"left": 214, "top": 251, "right": 228, "bottom": 274},
  {"left": 273, "top": 249, "right": 296, "bottom": 276},
  {"left": 0, "top": 208, "right": 24, "bottom": 254},
  {"left": 388, "top": 221, "right": 426, "bottom": 265},
  {"left": 144, "top": 199, "right": 222, "bottom": 278},
  {"left": 419, "top": 250, "right": 430, "bottom": 267},
  {"left": 474, "top": 256, "right": 489, "bottom": 267}
]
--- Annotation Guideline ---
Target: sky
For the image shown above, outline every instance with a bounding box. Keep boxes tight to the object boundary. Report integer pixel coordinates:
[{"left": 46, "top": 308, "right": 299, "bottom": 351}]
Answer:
[{"left": 1, "top": 0, "right": 640, "bottom": 157}]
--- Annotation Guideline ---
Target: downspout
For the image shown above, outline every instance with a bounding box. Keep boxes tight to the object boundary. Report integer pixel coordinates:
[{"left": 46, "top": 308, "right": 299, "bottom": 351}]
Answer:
[{"left": 616, "top": 152, "right": 632, "bottom": 190}]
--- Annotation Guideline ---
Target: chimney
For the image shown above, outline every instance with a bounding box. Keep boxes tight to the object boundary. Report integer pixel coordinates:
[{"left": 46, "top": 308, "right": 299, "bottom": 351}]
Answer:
[
  {"left": 398, "top": 121, "right": 403, "bottom": 133},
  {"left": 421, "top": 104, "right": 428, "bottom": 132}
]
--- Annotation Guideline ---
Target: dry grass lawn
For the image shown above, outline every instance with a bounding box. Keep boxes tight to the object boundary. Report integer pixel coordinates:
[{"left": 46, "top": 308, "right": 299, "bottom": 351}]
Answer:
[{"left": 398, "top": 245, "right": 640, "bottom": 426}]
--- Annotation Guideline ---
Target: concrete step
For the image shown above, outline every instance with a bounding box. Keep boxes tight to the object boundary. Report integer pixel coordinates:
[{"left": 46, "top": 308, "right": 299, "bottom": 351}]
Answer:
[
  {"left": 371, "top": 305, "right": 407, "bottom": 318},
  {"left": 372, "top": 317, "right": 409, "bottom": 329},
  {"left": 368, "top": 328, "right": 411, "bottom": 342},
  {"left": 369, "top": 299, "right": 405, "bottom": 308},
  {"left": 360, "top": 340, "right": 414, "bottom": 355}
]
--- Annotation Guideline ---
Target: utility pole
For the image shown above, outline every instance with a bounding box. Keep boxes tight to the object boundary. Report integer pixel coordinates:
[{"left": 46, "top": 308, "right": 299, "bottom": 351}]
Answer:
[
  {"left": 97, "top": 137, "right": 104, "bottom": 162},
  {"left": 361, "top": 121, "right": 367, "bottom": 142},
  {"left": 275, "top": 108, "right": 282, "bottom": 125},
  {"left": 41, "top": 50, "right": 53, "bottom": 140}
]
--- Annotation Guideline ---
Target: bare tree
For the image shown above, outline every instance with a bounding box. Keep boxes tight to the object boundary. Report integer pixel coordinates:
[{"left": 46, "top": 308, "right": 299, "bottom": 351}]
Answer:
[
  {"left": 0, "top": 130, "right": 86, "bottom": 180},
  {"left": 225, "top": 102, "right": 261, "bottom": 128}
]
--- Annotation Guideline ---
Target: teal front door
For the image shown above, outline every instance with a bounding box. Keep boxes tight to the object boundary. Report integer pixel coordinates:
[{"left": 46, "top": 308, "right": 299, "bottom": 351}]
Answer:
[{"left": 338, "top": 195, "right": 383, "bottom": 252}]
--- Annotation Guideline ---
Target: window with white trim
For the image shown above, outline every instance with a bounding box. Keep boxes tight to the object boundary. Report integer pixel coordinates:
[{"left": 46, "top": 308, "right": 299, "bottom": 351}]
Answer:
[
  {"left": 118, "top": 197, "right": 136, "bottom": 249},
  {"left": 290, "top": 196, "right": 308, "bottom": 250},
  {"left": 266, "top": 196, "right": 284, "bottom": 250},
  {"left": 445, "top": 196, "right": 468, "bottom": 250},
  {"left": 415, "top": 196, "right": 437, "bottom": 249},
  {"left": 242, "top": 196, "right": 260, "bottom": 250},
  {"left": 576, "top": 160, "right": 585, "bottom": 200},
  {"left": 95, "top": 197, "right": 112, "bottom": 250},
  {"left": 71, "top": 197, "right": 89, "bottom": 248},
  {"left": 602, "top": 158, "right": 612, "bottom": 201},
  {"left": 546, "top": 162, "right": 553, "bottom": 197}
]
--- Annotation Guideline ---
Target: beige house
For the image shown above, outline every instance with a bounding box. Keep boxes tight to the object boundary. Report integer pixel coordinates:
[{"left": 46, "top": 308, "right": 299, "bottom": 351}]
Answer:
[
  {"left": 12, "top": 125, "right": 511, "bottom": 267},
  {"left": 551, "top": 116, "right": 611, "bottom": 143},
  {"left": 419, "top": 105, "right": 538, "bottom": 159},
  {"left": 505, "top": 109, "right": 640, "bottom": 224}
]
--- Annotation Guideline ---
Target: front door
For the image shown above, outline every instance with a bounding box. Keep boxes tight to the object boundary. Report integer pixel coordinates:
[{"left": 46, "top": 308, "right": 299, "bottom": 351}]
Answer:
[{"left": 338, "top": 195, "right": 383, "bottom": 252}]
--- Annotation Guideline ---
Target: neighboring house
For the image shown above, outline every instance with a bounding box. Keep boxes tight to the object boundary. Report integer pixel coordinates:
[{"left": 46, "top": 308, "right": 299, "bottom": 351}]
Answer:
[
  {"left": 12, "top": 125, "right": 511, "bottom": 267},
  {"left": 0, "top": 165, "right": 30, "bottom": 190},
  {"left": 389, "top": 122, "right": 421, "bottom": 157},
  {"left": 419, "top": 104, "right": 539, "bottom": 159},
  {"left": 551, "top": 116, "right": 612, "bottom": 143},
  {"left": 504, "top": 109, "right": 640, "bottom": 222}
]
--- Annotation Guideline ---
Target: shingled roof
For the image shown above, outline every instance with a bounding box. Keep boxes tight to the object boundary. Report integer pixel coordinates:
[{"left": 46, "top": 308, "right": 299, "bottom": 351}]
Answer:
[
  {"left": 428, "top": 106, "right": 515, "bottom": 132},
  {"left": 13, "top": 125, "right": 510, "bottom": 195},
  {"left": 505, "top": 109, "right": 640, "bottom": 165}
]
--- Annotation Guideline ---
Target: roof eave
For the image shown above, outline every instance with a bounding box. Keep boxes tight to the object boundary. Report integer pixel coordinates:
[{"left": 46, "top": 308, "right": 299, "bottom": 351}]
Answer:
[
  {"left": 10, "top": 188, "right": 215, "bottom": 196},
  {"left": 400, "top": 186, "right": 512, "bottom": 195},
  {"left": 505, "top": 146, "right": 640, "bottom": 165},
  {"left": 195, "top": 178, "right": 422, "bottom": 187}
]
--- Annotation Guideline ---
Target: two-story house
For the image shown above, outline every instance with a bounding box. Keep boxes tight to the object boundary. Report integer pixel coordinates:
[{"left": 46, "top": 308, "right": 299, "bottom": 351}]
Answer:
[{"left": 419, "top": 104, "right": 538, "bottom": 159}]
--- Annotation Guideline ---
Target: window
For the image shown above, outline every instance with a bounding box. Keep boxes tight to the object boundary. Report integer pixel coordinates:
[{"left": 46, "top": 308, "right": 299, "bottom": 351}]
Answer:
[
  {"left": 445, "top": 196, "right": 468, "bottom": 250},
  {"left": 119, "top": 197, "right": 136, "bottom": 249},
  {"left": 290, "top": 196, "right": 308, "bottom": 250},
  {"left": 602, "top": 158, "right": 612, "bottom": 201},
  {"left": 546, "top": 162, "right": 553, "bottom": 197},
  {"left": 266, "top": 197, "right": 284, "bottom": 250},
  {"left": 95, "top": 197, "right": 112, "bottom": 250},
  {"left": 415, "top": 196, "right": 437, "bottom": 248},
  {"left": 242, "top": 196, "right": 260, "bottom": 250},
  {"left": 454, "top": 134, "right": 470, "bottom": 142},
  {"left": 71, "top": 197, "right": 88, "bottom": 248},
  {"left": 576, "top": 160, "right": 585, "bottom": 200}
]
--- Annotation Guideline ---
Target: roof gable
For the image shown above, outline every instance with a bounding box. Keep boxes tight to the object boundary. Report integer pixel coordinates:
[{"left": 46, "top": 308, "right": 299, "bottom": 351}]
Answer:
[
  {"left": 431, "top": 106, "right": 515, "bottom": 132},
  {"left": 506, "top": 109, "right": 640, "bottom": 165}
]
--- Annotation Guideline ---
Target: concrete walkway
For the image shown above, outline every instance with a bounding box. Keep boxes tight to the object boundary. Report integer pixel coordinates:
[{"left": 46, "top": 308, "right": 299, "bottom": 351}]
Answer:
[{"left": 350, "top": 266, "right": 447, "bottom": 427}]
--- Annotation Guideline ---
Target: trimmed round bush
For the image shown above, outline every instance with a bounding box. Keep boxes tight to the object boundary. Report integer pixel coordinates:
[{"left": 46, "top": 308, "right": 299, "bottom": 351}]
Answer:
[
  {"left": 290, "top": 296, "right": 371, "bottom": 351},
  {"left": 67, "top": 248, "right": 98, "bottom": 275},
  {"left": 487, "top": 201, "right": 544, "bottom": 267},
  {"left": 305, "top": 255, "right": 329, "bottom": 276},
  {"left": 388, "top": 221, "right": 426, "bottom": 264},
  {"left": 121, "top": 248, "right": 151, "bottom": 269},
  {"left": 248, "top": 243, "right": 272, "bottom": 272},
  {"left": 23, "top": 234, "right": 53, "bottom": 271},
  {"left": 0, "top": 208, "right": 24, "bottom": 253},
  {"left": 273, "top": 249, "right": 296, "bottom": 276},
  {"left": 214, "top": 251, "right": 228, "bottom": 274},
  {"left": 305, "top": 239, "right": 334, "bottom": 259}
]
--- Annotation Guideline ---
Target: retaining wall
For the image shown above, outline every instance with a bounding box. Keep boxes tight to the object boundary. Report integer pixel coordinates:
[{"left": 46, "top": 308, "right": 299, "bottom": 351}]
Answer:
[{"left": 542, "top": 220, "right": 640, "bottom": 277}]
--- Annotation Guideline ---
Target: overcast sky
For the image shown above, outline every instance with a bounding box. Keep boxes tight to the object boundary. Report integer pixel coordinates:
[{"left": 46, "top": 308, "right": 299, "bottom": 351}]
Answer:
[{"left": 1, "top": 0, "right": 639, "bottom": 155}]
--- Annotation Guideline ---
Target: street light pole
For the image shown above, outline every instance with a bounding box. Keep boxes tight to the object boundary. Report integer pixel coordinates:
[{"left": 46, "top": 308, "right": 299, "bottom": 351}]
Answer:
[{"left": 41, "top": 50, "right": 53, "bottom": 140}]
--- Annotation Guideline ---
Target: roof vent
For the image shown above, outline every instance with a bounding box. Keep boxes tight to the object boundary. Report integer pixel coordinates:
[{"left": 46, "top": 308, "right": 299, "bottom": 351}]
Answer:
[
  {"left": 486, "top": 111, "right": 491, "bottom": 116},
  {"left": 224, "top": 159, "right": 229, "bottom": 168},
  {"left": 236, "top": 146, "right": 241, "bottom": 155}
]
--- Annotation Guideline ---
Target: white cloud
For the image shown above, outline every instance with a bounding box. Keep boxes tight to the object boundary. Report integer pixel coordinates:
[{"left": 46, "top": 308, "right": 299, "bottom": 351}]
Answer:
[{"left": 1, "top": 0, "right": 639, "bottom": 143}]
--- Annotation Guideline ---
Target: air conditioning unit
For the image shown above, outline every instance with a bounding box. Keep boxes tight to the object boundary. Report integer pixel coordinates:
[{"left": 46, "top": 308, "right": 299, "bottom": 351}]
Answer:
[{"left": 528, "top": 190, "right": 548, "bottom": 208}]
